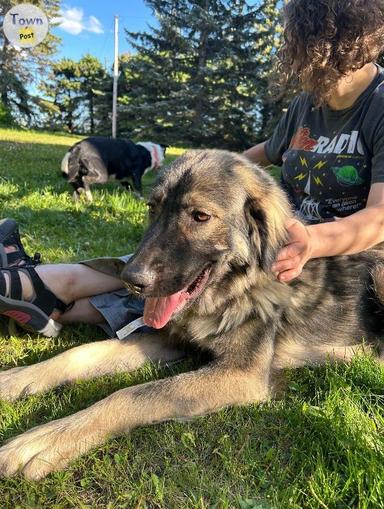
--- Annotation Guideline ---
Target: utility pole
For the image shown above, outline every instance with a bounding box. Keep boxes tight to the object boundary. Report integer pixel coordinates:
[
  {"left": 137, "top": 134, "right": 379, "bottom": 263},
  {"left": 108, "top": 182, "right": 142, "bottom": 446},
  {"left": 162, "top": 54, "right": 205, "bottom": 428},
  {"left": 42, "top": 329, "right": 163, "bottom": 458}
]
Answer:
[{"left": 112, "top": 15, "right": 119, "bottom": 138}]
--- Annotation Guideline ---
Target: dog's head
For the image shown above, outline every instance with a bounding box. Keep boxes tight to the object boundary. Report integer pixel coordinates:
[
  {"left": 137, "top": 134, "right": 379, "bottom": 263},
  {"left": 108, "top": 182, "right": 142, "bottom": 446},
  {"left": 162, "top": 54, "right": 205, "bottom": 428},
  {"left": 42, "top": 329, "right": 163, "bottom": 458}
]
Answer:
[
  {"left": 121, "top": 150, "right": 292, "bottom": 329},
  {"left": 137, "top": 142, "right": 168, "bottom": 170}
]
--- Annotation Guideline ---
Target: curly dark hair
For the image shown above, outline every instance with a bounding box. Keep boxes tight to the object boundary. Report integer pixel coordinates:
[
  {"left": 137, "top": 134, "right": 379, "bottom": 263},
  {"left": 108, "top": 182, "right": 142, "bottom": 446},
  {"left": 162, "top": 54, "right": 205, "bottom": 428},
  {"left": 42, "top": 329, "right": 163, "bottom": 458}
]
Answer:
[{"left": 278, "top": 0, "right": 384, "bottom": 106}]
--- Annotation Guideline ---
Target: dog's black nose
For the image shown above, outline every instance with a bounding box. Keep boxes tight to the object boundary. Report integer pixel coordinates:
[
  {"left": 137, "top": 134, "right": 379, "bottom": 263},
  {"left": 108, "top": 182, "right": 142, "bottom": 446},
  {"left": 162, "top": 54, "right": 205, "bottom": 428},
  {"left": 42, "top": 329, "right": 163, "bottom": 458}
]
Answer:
[{"left": 121, "top": 266, "right": 155, "bottom": 295}]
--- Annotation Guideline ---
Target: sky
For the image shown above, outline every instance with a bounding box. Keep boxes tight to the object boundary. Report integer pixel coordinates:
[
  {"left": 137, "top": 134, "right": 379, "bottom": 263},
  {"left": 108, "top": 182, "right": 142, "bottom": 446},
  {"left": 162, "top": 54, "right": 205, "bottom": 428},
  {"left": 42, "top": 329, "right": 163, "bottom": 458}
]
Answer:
[
  {"left": 51, "top": 1, "right": 157, "bottom": 67},
  {"left": 50, "top": 1, "right": 265, "bottom": 66}
]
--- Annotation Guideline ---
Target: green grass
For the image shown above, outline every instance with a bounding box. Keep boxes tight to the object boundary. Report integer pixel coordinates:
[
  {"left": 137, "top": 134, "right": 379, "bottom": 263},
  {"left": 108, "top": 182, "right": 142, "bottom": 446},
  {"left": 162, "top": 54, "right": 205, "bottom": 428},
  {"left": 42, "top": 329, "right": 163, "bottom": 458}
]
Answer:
[{"left": 0, "top": 127, "right": 384, "bottom": 508}]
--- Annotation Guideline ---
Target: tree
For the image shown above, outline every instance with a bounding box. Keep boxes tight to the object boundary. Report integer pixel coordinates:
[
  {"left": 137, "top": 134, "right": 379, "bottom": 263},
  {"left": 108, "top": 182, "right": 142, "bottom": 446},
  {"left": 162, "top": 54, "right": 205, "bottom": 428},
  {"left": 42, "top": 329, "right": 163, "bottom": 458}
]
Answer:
[
  {"left": 0, "top": 0, "right": 61, "bottom": 123},
  {"left": 76, "top": 54, "right": 109, "bottom": 133},
  {"left": 120, "top": 0, "right": 282, "bottom": 149},
  {"left": 40, "top": 55, "right": 110, "bottom": 133},
  {"left": 40, "top": 58, "right": 81, "bottom": 132}
]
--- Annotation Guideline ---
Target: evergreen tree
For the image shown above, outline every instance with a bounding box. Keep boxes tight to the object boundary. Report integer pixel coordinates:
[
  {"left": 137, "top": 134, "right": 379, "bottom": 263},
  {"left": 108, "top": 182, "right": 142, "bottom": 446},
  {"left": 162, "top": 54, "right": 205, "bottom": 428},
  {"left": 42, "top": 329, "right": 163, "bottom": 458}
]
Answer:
[
  {"left": 0, "top": 0, "right": 61, "bottom": 123},
  {"left": 76, "top": 54, "right": 109, "bottom": 133},
  {"left": 121, "top": 0, "right": 282, "bottom": 149},
  {"left": 40, "top": 55, "right": 110, "bottom": 133},
  {"left": 40, "top": 58, "right": 81, "bottom": 132}
]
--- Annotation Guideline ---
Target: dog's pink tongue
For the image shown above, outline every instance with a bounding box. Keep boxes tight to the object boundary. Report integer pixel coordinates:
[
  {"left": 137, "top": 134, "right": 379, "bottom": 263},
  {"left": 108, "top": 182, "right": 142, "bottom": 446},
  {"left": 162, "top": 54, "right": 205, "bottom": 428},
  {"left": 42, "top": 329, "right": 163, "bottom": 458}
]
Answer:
[{"left": 144, "top": 291, "right": 188, "bottom": 329}]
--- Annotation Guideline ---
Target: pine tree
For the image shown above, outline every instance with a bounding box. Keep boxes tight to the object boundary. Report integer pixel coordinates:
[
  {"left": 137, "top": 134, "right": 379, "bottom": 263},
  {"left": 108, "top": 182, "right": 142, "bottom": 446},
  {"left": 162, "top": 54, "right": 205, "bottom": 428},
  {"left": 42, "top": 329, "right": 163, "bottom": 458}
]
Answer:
[
  {"left": 40, "top": 55, "right": 110, "bottom": 133},
  {"left": 120, "top": 0, "right": 282, "bottom": 149},
  {"left": 76, "top": 54, "right": 109, "bottom": 134},
  {"left": 0, "top": 0, "right": 61, "bottom": 123},
  {"left": 40, "top": 58, "right": 81, "bottom": 132}
]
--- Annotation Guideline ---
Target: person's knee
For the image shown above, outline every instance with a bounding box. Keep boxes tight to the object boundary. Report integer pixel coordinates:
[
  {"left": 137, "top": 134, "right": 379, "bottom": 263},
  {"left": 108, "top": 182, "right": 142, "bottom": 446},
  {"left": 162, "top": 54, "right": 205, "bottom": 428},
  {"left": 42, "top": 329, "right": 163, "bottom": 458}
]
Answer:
[
  {"left": 36, "top": 263, "right": 83, "bottom": 303},
  {"left": 59, "top": 297, "right": 105, "bottom": 325}
]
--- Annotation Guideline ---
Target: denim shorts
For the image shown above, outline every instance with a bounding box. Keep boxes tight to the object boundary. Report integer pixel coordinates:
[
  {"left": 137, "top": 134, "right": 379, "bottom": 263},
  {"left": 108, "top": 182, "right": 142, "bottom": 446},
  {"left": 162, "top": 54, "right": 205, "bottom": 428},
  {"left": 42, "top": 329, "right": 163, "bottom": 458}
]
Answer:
[
  {"left": 89, "top": 289, "right": 148, "bottom": 337},
  {"left": 81, "top": 254, "right": 150, "bottom": 337}
]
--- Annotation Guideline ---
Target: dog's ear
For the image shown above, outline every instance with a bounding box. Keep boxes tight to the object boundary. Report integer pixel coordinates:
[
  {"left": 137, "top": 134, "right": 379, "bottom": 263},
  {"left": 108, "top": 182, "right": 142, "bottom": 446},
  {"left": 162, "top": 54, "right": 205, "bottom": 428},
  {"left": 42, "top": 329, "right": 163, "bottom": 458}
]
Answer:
[
  {"left": 244, "top": 197, "right": 279, "bottom": 272},
  {"left": 244, "top": 184, "right": 290, "bottom": 273},
  {"left": 235, "top": 159, "right": 291, "bottom": 272}
]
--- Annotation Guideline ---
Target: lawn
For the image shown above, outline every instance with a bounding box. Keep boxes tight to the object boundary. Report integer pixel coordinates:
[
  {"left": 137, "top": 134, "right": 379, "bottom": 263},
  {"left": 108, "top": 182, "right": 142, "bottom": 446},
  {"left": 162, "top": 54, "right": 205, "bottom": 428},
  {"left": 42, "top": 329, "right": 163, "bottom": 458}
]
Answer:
[{"left": 0, "top": 127, "right": 384, "bottom": 508}]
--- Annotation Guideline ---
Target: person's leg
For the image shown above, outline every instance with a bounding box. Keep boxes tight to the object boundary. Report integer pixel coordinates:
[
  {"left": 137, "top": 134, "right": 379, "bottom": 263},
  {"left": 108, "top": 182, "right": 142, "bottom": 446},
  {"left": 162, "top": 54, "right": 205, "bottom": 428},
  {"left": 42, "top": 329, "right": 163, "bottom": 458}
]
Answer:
[
  {"left": 58, "top": 297, "right": 105, "bottom": 325},
  {"left": 0, "top": 263, "right": 125, "bottom": 334},
  {"left": 1, "top": 264, "right": 124, "bottom": 306},
  {"left": 36, "top": 264, "right": 124, "bottom": 304}
]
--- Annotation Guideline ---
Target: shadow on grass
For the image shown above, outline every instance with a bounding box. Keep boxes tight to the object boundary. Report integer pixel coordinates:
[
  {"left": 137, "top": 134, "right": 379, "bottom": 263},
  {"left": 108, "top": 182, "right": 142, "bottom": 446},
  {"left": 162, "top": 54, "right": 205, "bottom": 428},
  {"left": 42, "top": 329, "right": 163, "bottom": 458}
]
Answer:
[
  {"left": 0, "top": 357, "right": 383, "bottom": 508},
  {"left": 0, "top": 138, "right": 182, "bottom": 262},
  {"left": 0, "top": 139, "right": 180, "bottom": 200},
  {"left": 0, "top": 204, "right": 146, "bottom": 262}
]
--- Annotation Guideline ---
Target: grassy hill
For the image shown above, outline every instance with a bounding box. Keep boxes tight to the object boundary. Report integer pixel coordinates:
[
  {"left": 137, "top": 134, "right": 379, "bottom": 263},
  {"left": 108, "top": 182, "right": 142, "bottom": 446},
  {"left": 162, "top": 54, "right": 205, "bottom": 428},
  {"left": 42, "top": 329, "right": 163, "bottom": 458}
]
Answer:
[{"left": 0, "top": 128, "right": 383, "bottom": 508}]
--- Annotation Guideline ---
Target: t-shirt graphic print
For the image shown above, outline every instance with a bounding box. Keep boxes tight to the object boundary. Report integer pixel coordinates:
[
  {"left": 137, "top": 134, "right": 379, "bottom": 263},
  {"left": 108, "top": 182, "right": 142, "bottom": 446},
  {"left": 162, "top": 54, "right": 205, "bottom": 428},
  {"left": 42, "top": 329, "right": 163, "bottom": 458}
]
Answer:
[{"left": 265, "top": 66, "right": 384, "bottom": 223}]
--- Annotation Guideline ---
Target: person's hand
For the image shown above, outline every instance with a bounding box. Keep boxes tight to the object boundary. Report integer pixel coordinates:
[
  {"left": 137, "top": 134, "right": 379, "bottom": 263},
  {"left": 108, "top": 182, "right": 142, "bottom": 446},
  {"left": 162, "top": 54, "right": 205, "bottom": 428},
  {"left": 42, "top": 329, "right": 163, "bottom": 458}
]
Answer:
[{"left": 272, "top": 219, "right": 313, "bottom": 282}]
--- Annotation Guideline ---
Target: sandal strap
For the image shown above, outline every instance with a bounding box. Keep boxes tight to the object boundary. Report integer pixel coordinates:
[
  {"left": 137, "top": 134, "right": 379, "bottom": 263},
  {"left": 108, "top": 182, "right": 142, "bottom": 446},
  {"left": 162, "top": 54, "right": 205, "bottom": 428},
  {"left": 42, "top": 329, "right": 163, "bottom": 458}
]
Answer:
[
  {"left": 0, "top": 273, "right": 5, "bottom": 295},
  {"left": 5, "top": 250, "right": 42, "bottom": 267},
  {"left": 6, "top": 251, "right": 24, "bottom": 265},
  {"left": 0, "top": 218, "right": 42, "bottom": 268},
  {"left": 0, "top": 244, "right": 7, "bottom": 267},
  {"left": 0, "top": 266, "right": 70, "bottom": 316},
  {"left": 0, "top": 269, "right": 22, "bottom": 300},
  {"left": 9, "top": 269, "right": 21, "bottom": 300},
  {"left": 22, "top": 266, "right": 69, "bottom": 315}
]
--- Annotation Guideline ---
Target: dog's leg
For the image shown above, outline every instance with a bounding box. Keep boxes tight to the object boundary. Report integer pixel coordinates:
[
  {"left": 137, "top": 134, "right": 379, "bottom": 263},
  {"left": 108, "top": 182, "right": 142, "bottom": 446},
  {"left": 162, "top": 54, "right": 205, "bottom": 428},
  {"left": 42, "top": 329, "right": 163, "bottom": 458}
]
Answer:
[
  {"left": 72, "top": 187, "right": 82, "bottom": 202},
  {"left": 131, "top": 174, "right": 144, "bottom": 200},
  {"left": 0, "top": 334, "right": 184, "bottom": 401},
  {"left": 0, "top": 361, "right": 269, "bottom": 480},
  {"left": 82, "top": 179, "right": 93, "bottom": 203}
]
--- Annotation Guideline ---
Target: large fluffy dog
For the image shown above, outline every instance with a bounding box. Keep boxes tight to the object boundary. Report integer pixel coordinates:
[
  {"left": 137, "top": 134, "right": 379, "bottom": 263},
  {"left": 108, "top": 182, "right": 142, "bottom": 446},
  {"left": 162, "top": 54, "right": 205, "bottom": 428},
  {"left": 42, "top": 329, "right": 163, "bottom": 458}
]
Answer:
[
  {"left": 1, "top": 150, "right": 384, "bottom": 479},
  {"left": 61, "top": 137, "right": 167, "bottom": 201}
]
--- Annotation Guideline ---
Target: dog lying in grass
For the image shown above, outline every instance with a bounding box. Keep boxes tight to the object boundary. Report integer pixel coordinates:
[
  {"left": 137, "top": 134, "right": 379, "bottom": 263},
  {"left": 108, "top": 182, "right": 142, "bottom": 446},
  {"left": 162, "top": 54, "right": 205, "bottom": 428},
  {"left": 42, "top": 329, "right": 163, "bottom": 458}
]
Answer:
[
  {"left": 61, "top": 137, "right": 167, "bottom": 201},
  {"left": 0, "top": 149, "right": 384, "bottom": 479}
]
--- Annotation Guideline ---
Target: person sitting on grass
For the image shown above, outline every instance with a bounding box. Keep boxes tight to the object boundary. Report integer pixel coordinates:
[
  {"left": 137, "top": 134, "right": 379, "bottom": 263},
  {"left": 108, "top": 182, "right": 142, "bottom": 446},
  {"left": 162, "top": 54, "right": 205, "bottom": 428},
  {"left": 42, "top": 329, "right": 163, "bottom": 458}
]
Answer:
[{"left": 1, "top": 0, "right": 384, "bottom": 338}]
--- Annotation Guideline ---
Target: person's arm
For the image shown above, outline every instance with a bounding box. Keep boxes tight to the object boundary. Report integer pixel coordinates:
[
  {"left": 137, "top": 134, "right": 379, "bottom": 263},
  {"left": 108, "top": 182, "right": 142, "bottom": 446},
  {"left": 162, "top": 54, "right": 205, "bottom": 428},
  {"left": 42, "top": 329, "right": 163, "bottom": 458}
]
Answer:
[
  {"left": 243, "top": 141, "right": 272, "bottom": 167},
  {"left": 244, "top": 98, "right": 304, "bottom": 168},
  {"left": 272, "top": 182, "right": 384, "bottom": 282}
]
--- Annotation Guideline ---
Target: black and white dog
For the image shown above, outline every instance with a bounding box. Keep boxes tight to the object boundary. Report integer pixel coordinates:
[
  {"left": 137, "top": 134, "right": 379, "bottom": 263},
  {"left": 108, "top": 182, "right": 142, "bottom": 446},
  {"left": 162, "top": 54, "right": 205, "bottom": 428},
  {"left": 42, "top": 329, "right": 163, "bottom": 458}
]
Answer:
[{"left": 61, "top": 137, "right": 168, "bottom": 201}]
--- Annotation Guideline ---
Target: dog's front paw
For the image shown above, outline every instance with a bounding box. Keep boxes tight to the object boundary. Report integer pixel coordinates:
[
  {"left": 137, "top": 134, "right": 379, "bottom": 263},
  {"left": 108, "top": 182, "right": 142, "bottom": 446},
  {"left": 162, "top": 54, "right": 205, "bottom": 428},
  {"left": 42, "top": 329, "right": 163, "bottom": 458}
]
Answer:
[
  {"left": 0, "top": 413, "right": 100, "bottom": 479},
  {"left": 0, "top": 366, "right": 37, "bottom": 401},
  {"left": 0, "top": 365, "right": 48, "bottom": 401}
]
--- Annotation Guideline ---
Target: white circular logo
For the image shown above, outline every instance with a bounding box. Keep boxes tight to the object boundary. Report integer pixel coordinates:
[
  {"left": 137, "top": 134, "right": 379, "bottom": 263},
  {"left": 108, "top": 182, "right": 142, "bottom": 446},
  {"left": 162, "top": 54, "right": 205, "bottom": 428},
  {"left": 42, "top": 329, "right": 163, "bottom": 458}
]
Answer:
[{"left": 3, "top": 3, "right": 49, "bottom": 48}]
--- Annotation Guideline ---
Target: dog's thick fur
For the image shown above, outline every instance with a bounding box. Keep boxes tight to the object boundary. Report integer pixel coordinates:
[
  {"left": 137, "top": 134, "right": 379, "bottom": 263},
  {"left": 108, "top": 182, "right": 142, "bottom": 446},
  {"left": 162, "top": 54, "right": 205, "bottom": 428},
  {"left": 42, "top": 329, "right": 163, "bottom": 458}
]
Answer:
[
  {"left": 1, "top": 150, "right": 384, "bottom": 479},
  {"left": 61, "top": 137, "right": 167, "bottom": 201}
]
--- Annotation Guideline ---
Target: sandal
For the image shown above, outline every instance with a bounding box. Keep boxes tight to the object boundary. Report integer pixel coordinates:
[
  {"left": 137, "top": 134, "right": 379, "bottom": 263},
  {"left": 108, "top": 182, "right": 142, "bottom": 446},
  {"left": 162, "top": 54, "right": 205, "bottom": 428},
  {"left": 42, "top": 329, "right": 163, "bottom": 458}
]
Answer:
[
  {"left": 0, "top": 266, "right": 70, "bottom": 337},
  {"left": 0, "top": 218, "right": 42, "bottom": 268}
]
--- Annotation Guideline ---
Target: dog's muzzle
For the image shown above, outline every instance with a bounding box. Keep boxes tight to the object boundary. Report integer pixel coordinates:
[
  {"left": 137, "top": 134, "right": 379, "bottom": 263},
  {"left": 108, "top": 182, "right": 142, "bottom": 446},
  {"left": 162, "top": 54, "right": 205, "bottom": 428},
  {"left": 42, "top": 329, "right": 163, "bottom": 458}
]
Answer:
[{"left": 123, "top": 281, "right": 143, "bottom": 296}]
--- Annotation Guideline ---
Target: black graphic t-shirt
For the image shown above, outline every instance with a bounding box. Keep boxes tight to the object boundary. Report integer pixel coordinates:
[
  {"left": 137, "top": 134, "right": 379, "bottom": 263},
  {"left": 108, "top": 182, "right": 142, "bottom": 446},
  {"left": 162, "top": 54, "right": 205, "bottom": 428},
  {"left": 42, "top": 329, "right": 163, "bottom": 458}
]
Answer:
[{"left": 265, "top": 65, "right": 384, "bottom": 223}]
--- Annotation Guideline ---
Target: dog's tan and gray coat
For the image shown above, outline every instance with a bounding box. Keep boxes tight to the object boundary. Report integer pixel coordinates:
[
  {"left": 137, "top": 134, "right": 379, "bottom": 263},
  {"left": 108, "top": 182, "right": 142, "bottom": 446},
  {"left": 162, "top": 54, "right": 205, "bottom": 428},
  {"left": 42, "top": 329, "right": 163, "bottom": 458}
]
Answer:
[{"left": 1, "top": 150, "right": 384, "bottom": 479}]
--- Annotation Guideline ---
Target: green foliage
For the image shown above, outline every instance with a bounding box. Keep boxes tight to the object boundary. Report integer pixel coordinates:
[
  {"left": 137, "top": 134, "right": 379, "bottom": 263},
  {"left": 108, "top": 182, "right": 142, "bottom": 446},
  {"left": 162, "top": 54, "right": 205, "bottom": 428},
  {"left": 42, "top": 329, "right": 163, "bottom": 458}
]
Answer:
[
  {"left": 120, "top": 0, "right": 283, "bottom": 149},
  {"left": 0, "top": 0, "right": 61, "bottom": 124},
  {"left": 0, "top": 102, "right": 15, "bottom": 127},
  {"left": 0, "top": 127, "right": 384, "bottom": 508},
  {"left": 40, "top": 58, "right": 81, "bottom": 132},
  {"left": 40, "top": 54, "right": 109, "bottom": 133},
  {"left": 76, "top": 54, "right": 109, "bottom": 133}
]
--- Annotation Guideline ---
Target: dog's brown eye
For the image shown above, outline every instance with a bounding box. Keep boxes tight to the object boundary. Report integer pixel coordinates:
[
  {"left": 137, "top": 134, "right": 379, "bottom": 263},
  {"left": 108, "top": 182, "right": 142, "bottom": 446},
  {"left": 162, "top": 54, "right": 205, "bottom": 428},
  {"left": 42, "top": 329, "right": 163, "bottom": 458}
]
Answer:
[{"left": 193, "top": 211, "right": 211, "bottom": 222}]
